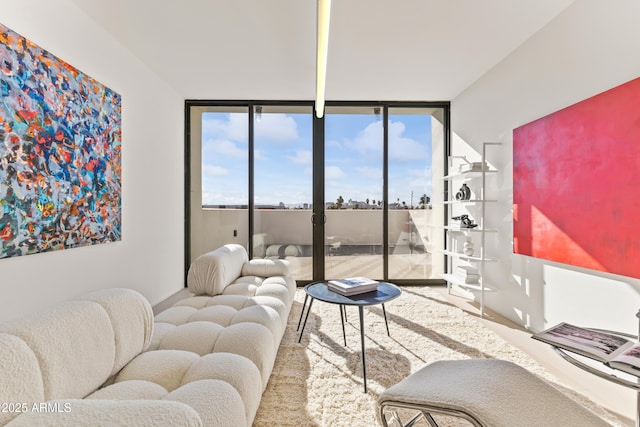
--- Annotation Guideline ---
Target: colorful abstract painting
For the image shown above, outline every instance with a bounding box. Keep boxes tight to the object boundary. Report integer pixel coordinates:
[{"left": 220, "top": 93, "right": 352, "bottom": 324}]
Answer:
[
  {"left": 0, "top": 22, "right": 121, "bottom": 259},
  {"left": 513, "top": 77, "right": 640, "bottom": 278}
]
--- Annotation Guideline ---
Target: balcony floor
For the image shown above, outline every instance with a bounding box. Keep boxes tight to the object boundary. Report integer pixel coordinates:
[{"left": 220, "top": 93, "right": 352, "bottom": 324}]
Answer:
[{"left": 282, "top": 253, "right": 437, "bottom": 281}]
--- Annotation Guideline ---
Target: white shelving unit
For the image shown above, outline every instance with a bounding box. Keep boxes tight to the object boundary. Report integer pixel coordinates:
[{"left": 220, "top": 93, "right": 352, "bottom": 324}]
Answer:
[{"left": 441, "top": 142, "right": 500, "bottom": 317}]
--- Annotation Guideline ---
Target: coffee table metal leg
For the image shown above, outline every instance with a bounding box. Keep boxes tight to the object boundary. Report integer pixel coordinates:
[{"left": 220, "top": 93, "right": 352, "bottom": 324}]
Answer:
[
  {"left": 296, "top": 294, "right": 309, "bottom": 331},
  {"left": 359, "top": 305, "right": 367, "bottom": 393},
  {"left": 382, "top": 303, "right": 391, "bottom": 336},
  {"left": 297, "top": 297, "right": 314, "bottom": 343},
  {"left": 339, "top": 305, "right": 347, "bottom": 346}
]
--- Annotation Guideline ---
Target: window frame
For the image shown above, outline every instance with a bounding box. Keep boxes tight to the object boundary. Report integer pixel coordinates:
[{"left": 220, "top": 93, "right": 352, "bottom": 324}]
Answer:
[{"left": 184, "top": 100, "right": 451, "bottom": 285}]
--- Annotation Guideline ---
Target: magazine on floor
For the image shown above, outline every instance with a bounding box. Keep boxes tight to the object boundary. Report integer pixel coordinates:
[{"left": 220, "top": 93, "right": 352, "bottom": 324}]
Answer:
[
  {"left": 328, "top": 277, "right": 379, "bottom": 296},
  {"left": 532, "top": 322, "right": 640, "bottom": 376}
]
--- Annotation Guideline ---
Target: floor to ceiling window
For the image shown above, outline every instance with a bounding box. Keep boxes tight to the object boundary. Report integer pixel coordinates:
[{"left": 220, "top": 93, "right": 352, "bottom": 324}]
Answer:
[
  {"left": 253, "top": 105, "right": 314, "bottom": 280},
  {"left": 186, "top": 101, "right": 448, "bottom": 285},
  {"left": 187, "top": 105, "right": 249, "bottom": 269},
  {"left": 387, "top": 107, "right": 445, "bottom": 280},
  {"left": 324, "top": 106, "right": 384, "bottom": 280}
]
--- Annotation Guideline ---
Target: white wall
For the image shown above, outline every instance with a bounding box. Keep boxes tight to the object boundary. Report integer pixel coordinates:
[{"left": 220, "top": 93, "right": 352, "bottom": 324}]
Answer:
[
  {"left": 451, "top": 0, "right": 640, "bottom": 334},
  {"left": 0, "top": 0, "right": 185, "bottom": 322},
  {"left": 6, "top": 0, "right": 638, "bottom": 333}
]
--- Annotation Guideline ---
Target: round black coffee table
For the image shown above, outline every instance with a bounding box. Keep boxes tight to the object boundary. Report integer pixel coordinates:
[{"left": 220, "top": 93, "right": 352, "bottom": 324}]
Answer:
[{"left": 296, "top": 281, "right": 402, "bottom": 393}]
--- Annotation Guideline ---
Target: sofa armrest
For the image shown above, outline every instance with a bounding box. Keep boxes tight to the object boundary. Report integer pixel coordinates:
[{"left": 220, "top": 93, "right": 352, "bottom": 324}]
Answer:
[
  {"left": 5, "top": 400, "right": 202, "bottom": 427},
  {"left": 188, "top": 244, "right": 249, "bottom": 295},
  {"left": 242, "top": 258, "right": 291, "bottom": 277}
]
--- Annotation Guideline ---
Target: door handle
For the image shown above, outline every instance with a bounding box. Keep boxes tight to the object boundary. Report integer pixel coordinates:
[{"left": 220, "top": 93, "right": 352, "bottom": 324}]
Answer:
[{"left": 311, "top": 214, "right": 327, "bottom": 225}]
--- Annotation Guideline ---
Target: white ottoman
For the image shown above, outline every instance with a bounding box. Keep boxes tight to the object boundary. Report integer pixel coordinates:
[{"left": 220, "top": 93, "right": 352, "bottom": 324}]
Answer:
[{"left": 378, "top": 359, "right": 610, "bottom": 427}]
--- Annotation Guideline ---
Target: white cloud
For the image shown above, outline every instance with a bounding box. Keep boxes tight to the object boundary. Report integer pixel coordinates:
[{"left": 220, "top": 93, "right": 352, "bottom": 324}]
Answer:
[
  {"left": 202, "top": 165, "right": 229, "bottom": 176},
  {"left": 202, "top": 112, "right": 247, "bottom": 142},
  {"left": 344, "top": 120, "right": 427, "bottom": 163},
  {"left": 203, "top": 138, "right": 246, "bottom": 158},
  {"left": 325, "top": 166, "right": 346, "bottom": 180},
  {"left": 288, "top": 150, "right": 312, "bottom": 165},
  {"left": 407, "top": 168, "right": 425, "bottom": 177},
  {"left": 389, "top": 121, "right": 428, "bottom": 162},
  {"left": 356, "top": 166, "right": 382, "bottom": 180},
  {"left": 255, "top": 114, "right": 299, "bottom": 145},
  {"left": 405, "top": 168, "right": 432, "bottom": 187},
  {"left": 346, "top": 121, "right": 383, "bottom": 154},
  {"left": 325, "top": 138, "right": 342, "bottom": 150},
  {"left": 202, "top": 190, "right": 245, "bottom": 206}
]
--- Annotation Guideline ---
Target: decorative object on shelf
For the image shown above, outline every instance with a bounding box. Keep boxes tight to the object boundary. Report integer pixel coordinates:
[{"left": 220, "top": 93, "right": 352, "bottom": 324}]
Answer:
[
  {"left": 458, "top": 161, "right": 488, "bottom": 173},
  {"left": 463, "top": 237, "right": 475, "bottom": 256},
  {"left": 455, "top": 265, "right": 479, "bottom": 283},
  {"left": 451, "top": 214, "right": 478, "bottom": 229},
  {"left": 455, "top": 183, "right": 471, "bottom": 201}
]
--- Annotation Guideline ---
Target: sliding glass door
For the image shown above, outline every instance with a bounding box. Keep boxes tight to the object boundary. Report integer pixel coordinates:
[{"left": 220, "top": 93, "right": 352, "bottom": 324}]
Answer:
[
  {"left": 387, "top": 107, "right": 444, "bottom": 280},
  {"left": 324, "top": 106, "right": 383, "bottom": 279},
  {"left": 186, "top": 101, "right": 447, "bottom": 285},
  {"left": 253, "top": 105, "right": 313, "bottom": 280},
  {"left": 189, "top": 106, "right": 249, "bottom": 264}
]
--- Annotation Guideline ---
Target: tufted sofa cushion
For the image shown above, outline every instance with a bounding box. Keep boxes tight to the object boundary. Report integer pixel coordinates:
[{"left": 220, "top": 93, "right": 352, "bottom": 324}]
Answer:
[
  {"left": 0, "top": 288, "right": 153, "bottom": 425},
  {"left": 0, "top": 288, "right": 152, "bottom": 419},
  {"left": 89, "top": 350, "right": 263, "bottom": 426},
  {"left": 151, "top": 244, "right": 297, "bottom": 424},
  {"left": 0, "top": 288, "right": 263, "bottom": 426},
  {"left": 150, "top": 296, "right": 285, "bottom": 387},
  {"left": 72, "top": 288, "right": 154, "bottom": 375},
  {"left": 242, "top": 258, "right": 292, "bottom": 278},
  {"left": 0, "top": 333, "right": 45, "bottom": 425},
  {"left": 152, "top": 247, "right": 295, "bottom": 386},
  {"left": 5, "top": 400, "right": 203, "bottom": 427},
  {"left": 187, "top": 244, "right": 249, "bottom": 296}
]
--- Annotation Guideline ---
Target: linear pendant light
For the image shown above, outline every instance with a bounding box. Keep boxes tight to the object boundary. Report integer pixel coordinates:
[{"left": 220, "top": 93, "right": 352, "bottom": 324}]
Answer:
[{"left": 315, "top": 0, "right": 331, "bottom": 118}]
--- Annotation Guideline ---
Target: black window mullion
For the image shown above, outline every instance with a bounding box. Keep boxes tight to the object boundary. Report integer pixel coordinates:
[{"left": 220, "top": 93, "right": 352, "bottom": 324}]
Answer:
[
  {"left": 382, "top": 104, "right": 389, "bottom": 280},
  {"left": 248, "top": 104, "right": 255, "bottom": 258},
  {"left": 312, "top": 113, "right": 325, "bottom": 280},
  {"left": 184, "top": 102, "right": 192, "bottom": 283}
]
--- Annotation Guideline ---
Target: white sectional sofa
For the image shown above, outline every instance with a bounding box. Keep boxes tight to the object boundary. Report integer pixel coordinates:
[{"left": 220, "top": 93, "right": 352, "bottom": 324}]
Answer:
[
  {"left": 0, "top": 244, "right": 295, "bottom": 426},
  {"left": 151, "top": 244, "right": 296, "bottom": 419}
]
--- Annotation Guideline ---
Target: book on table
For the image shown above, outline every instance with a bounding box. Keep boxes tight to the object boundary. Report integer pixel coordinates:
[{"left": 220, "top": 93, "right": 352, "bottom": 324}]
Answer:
[
  {"left": 532, "top": 322, "right": 640, "bottom": 376},
  {"left": 327, "top": 277, "right": 379, "bottom": 296}
]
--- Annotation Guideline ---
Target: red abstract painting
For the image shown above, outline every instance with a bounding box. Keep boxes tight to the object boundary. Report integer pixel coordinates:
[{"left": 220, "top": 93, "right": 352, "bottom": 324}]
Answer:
[{"left": 513, "top": 77, "right": 640, "bottom": 278}]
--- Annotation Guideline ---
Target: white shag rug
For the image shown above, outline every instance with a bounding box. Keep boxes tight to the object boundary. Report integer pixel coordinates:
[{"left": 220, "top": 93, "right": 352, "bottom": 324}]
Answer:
[{"left": 253, "top": 286, "right": 623, "bottom": 427}]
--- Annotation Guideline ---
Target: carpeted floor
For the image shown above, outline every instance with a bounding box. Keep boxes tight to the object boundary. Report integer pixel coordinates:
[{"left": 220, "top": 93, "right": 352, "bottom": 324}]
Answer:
[{"left": 253, "top": 286, "right": 623, "bottom": 427}]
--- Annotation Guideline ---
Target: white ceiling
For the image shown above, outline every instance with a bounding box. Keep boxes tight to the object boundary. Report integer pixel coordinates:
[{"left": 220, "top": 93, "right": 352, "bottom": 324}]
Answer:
[{"left": 71, "top": 0, "right": 575, "bottom": 101}]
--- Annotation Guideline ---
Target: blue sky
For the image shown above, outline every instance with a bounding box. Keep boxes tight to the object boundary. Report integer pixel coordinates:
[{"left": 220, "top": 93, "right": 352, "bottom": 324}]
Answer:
[{"left": 201, "top": 111, "right": 433, "bottom": 207}]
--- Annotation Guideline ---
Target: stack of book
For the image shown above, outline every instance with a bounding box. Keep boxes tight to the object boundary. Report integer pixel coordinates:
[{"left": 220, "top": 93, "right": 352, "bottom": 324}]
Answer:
[
  {"left": 455, "top": 265, "right": 479, "bottom": 284},
  {"left": 328, "top": 277, "right": 379, "bottom": 296}
]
